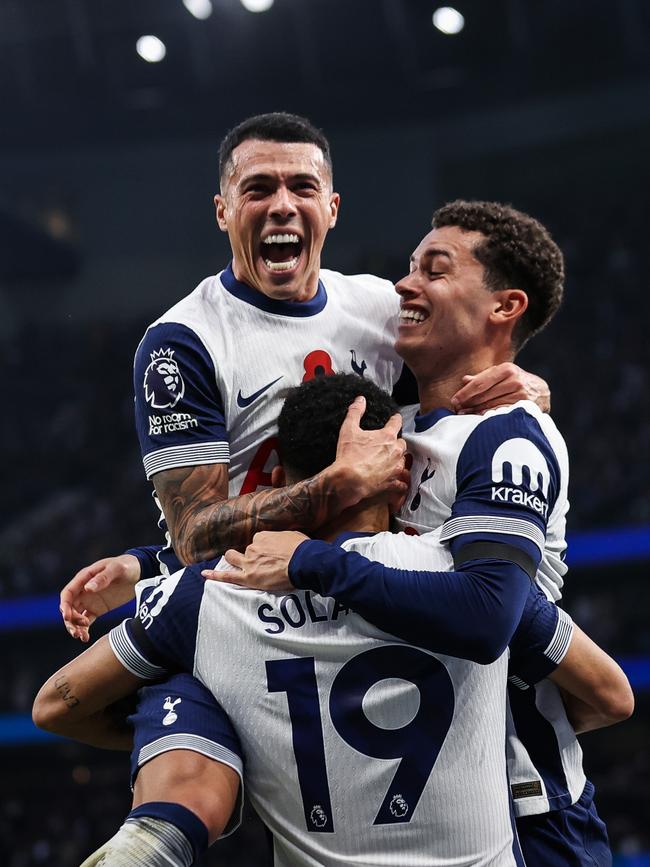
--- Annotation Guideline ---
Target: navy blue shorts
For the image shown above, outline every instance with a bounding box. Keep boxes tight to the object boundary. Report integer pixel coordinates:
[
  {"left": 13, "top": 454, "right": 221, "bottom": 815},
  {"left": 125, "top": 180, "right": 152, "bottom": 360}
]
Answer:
[
  {"left": 516, "top": 781, "right": 612, "bottom": 867},
  {"left": 129, "top": 673, "right": 244, "bottom": 835}
]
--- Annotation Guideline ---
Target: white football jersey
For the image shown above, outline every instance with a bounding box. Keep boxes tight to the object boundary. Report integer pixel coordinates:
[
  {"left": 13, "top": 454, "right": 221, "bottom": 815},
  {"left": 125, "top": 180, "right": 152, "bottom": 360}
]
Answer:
[
  {"left": 397, "top": 401, "right": 569, "bottom": 602},
  {"left": 111, "top": 531, "right": 525, "bottom": 867},
  {"left": 396, "top": 401, "right": 586, "bottom": 817},
  {"left": 133, "top": 264, "right": 402, "bottom": 573}
]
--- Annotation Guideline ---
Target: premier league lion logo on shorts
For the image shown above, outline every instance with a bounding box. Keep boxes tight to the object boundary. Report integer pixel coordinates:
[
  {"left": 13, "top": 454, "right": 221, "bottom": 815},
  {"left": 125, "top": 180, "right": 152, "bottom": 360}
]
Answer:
[{"left": 144, "top": 348, "right": 185, "bottom": 410}]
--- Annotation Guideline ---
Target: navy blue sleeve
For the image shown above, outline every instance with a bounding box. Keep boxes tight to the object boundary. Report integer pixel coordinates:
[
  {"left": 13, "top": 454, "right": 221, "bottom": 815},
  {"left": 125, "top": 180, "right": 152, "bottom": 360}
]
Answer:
[
  {"left": 125, "top": 545, "right": 164, "bottom": 581},
  {"left": 509, "top": 588, "right": 574, "bottom": 687},
  {"left": 440, "top": 408, "right": 561, "bottom": 573},
  {"left": 134, "top": 321, "right": 229, "bottom": 480},
  {"left": 290, "top": 541, "right": 531, "bottom": 664},
  {"left": 109, "top": 563, "right": 214, "bottom": 676}
]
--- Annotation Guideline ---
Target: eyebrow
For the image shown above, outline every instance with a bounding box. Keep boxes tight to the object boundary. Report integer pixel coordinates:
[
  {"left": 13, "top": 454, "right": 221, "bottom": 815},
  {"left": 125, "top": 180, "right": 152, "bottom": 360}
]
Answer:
[
  {"left": 239, "top": 171, "right": 321, "bottom": 185},
  {"left": 410, "top": 247, "right": 453, "bottom": 264},
  {"left": 291, "top": 173, "right": 321, "bottom": 183},
  {"left": 239, "top": 173, "right": 274, "bottom": 186}
]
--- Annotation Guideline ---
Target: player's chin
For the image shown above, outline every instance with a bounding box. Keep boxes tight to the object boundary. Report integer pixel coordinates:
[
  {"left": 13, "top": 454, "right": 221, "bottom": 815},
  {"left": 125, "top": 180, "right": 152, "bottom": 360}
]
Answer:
[{"left": 395, "top": 330, "right": 422, "bottom": 357}]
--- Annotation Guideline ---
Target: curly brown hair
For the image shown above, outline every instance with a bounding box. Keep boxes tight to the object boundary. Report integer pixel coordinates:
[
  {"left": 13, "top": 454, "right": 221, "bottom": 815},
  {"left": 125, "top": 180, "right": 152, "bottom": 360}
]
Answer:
[{"left": 431, "top": 200, "right": 564, "bottom": 350}]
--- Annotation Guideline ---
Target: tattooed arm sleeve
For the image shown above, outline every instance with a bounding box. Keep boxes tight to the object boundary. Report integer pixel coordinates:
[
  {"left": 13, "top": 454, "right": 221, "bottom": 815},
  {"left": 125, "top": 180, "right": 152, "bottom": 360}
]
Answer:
[{"left": 153, "top": 462, "right": 345, "bottom": 564}]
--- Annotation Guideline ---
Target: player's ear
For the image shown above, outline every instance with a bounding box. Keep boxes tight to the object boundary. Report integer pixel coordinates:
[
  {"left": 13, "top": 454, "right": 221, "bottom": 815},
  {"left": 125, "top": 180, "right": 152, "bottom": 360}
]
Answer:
[
  {"left": 215, "top": 194, "right": 228, "bottom": 233},
  {"left": 271, "top": 465, "right": 286, "bottom": 489},
  {"left": 328, "top": 193, "right": 341, "bottom": 229},
  {"left": 489, "top": 289, "right": 528, "bottom": 327}
]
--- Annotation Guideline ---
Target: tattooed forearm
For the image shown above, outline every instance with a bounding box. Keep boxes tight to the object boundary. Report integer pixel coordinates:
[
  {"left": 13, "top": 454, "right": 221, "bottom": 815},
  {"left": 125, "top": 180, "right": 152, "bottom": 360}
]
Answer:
[
  {"left": 54, "top": 675, "right": 80, "bottom": 709},
  {"left": 154, "top": 463, "right": 342, "bottom": 563},
  {"left": 190, "top": 473, "right": 340, "bottom": 560}
]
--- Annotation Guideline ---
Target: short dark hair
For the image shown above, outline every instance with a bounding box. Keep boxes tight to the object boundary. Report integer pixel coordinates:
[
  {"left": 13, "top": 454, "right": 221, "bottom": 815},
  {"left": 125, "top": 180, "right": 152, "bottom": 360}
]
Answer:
[
  {"left": 431, "top": 200, "right": 565, "bottom": 349},
  {"left": 277, "top": 373, "right": 398, "bottom": 480},
  {"left": 219, "top": 112, "right": 333, "bottom": 185}
]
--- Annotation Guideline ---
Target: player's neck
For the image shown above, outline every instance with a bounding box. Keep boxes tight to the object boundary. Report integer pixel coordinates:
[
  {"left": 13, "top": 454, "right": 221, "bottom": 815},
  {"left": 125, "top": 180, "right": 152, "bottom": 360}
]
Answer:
[
  {"left": 316, "top": 502, "right": 390, "bottom": 542},
  {"left": 416, "top": 347, "right": 512, "bottom": 414},
  {"left": 231, "top": 257, "right": 320, "bottom": 302},
  {"left": 416, "top": 373, "right": 463, "bottom": 415}
]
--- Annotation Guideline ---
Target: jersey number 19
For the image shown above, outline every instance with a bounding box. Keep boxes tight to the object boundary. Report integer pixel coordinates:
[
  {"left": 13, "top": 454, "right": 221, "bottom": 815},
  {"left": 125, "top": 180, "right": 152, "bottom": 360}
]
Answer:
[{"left": 266, "top": 644, "right": 455, "bottom": 833}]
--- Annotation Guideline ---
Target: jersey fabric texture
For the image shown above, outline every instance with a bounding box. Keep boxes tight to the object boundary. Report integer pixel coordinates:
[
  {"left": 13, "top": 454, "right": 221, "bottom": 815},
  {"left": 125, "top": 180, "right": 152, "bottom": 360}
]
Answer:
[
  {"left": 395, "top": 401, "right": 587, "bottom": 819},
  {"left": 111, "top": 532, "right": 530, "bottom": 867},
  {"left": 133, "top": 264, "right": 402, "bottom": 576}
]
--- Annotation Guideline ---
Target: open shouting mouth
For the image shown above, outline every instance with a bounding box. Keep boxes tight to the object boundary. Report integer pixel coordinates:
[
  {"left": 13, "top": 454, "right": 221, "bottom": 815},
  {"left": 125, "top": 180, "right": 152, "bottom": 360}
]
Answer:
[{"left": 260, "top": 233, "right": 304, "bottom": 274}]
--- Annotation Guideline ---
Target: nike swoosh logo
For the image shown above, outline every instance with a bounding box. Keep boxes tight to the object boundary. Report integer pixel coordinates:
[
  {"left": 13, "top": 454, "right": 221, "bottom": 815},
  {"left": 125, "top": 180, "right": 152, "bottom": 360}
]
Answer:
[{"left": 237, "top": 376, "right": 283, "bottom": 408}]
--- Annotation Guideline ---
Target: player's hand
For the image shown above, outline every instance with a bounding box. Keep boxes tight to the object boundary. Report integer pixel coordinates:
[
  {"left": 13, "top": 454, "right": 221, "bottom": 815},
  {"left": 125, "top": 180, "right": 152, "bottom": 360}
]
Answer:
[
  {"left": 330, "top": 396, "right": 409, "bottom": 510},
  {"left": 201, "top": 531, "right": 308, "bottom": 592},
  {"left": 451, "top": 363, "right": 551, "bottom": 415},
  {"left": 59, "top": 554, "right": 141, "bottom": 643}
]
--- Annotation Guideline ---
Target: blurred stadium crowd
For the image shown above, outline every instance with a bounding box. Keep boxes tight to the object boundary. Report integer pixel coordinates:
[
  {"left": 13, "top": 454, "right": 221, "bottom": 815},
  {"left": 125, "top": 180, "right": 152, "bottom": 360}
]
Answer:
[{"left": 1, "top": 196, "right": 649, "bottom": 864}]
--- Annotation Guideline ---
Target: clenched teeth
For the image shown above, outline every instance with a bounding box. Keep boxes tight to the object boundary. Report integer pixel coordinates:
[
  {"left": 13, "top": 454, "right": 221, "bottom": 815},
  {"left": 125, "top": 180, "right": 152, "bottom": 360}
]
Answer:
[
  {"left": 399, "top": 309, "right": 426, "bottom": 322},
  {"left": 263, "top": 234, "right": 300, "bottom": 245},
  {"left": 265, "top": 257, "right": 299, "bottom": 272}
]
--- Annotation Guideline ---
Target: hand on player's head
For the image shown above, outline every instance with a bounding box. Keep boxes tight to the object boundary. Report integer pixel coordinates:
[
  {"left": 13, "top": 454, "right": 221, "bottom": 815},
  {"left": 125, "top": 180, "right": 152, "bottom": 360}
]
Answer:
[{"left": 333, "top": 397, "right": 408, "bottom": 509}]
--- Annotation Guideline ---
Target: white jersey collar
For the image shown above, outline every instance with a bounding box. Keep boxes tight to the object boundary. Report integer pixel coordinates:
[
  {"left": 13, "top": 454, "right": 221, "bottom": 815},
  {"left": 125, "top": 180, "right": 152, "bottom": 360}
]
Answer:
[{"left": 414, "top": 406, "right": 455, "bottom": 432}]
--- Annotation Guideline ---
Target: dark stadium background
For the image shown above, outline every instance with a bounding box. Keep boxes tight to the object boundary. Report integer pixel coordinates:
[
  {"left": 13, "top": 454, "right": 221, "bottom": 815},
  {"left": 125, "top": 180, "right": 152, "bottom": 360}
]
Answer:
[{"left": 1, "top": 0, "right": 649, "bottom": 863}]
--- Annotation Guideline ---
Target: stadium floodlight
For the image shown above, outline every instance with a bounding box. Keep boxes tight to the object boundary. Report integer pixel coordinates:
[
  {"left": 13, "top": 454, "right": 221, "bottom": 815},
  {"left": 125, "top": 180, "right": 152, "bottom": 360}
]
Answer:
[
  {"left": 432, "top": 6, "right": 465, "bottom": 35},
  {"left": 182, "top": 0, "right": 213, "bottom": 20},
  {"left": 136, "top": 35, "right": 167, "bottom": 62},
  {"left": 240, "top": 0, "right": 274, "bottom": 12}
]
